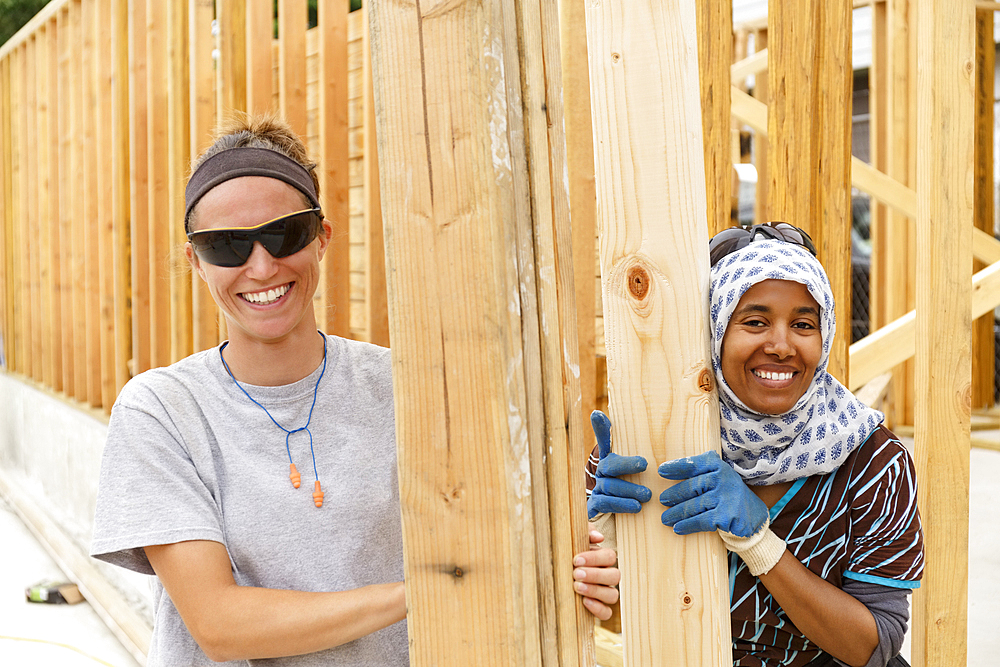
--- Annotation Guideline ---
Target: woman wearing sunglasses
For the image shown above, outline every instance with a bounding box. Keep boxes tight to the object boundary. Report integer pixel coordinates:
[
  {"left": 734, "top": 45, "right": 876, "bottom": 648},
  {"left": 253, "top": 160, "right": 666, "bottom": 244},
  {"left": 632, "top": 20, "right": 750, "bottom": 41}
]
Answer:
[
  {"left": 573, "top": 223, "right": 923, "bottom": 667},
  {"left": 90, "top": 115, "right": 408, "bottom": 665}
]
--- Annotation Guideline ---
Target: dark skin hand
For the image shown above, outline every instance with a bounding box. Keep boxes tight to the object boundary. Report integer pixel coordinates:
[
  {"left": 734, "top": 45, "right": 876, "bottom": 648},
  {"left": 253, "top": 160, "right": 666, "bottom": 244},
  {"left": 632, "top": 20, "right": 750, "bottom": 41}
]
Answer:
[{"left": 572, "top": 529, "right": 620, "bottom": 621}]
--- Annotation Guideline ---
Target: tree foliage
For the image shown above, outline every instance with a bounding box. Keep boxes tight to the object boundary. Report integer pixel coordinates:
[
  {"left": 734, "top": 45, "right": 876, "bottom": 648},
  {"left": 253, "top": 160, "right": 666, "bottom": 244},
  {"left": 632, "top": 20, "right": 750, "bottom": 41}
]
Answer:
[{"left": 0, "top": 0, "right": 50, "bottom": 46}]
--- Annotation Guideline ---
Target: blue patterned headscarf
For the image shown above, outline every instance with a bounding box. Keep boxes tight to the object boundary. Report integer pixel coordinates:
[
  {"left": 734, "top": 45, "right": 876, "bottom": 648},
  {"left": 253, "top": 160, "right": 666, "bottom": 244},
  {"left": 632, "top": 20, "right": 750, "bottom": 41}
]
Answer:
[{"left": 709, "top": 238, "right": 884, "bottom": 486}]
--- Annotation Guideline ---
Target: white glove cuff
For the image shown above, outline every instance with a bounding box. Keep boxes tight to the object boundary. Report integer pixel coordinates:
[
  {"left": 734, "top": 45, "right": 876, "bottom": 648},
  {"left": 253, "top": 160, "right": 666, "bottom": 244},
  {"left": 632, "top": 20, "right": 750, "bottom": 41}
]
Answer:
[{"left": 718, "top": 519, "right": 786, "bottom": 577}]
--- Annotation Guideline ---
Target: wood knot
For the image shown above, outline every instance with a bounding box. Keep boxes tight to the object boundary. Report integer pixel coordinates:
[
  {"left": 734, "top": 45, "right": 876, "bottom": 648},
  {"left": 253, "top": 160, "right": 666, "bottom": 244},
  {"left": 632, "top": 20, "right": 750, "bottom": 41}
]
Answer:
[
  {"left": 698, "top": 369, "right": 713, "bottom": 393},
  {"left": 680, "top": 592, "right": 693, "bottom": 609},
  {"left": 611, "top": 52, "right": 621, "bottom": 64},
  {"left": 453, "top": 567, "right": 464, "bottom": 578},
  {"left": 627, "top": 265, "right": 650, "bottom": 300}
]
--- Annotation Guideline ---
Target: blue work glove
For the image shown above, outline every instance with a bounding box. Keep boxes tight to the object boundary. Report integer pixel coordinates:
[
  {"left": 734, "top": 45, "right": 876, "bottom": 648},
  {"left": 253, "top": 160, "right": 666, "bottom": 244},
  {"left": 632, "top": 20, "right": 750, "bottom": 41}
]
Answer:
[
  {"left": 587, "top": 411, "right": 652, "bottom": 520},
  {"left": 657, "top": 450, "right": 769, "bottom": 538}
]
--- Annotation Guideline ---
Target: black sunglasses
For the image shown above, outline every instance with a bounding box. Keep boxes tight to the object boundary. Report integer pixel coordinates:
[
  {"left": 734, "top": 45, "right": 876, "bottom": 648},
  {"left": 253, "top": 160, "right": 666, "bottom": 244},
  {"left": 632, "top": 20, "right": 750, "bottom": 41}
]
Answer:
[
  {"left": 708, "top": 222, "right": 817, "bottom": 267},
  {"left": 187, "top": 208, "right": 324, "bottom": 267}
]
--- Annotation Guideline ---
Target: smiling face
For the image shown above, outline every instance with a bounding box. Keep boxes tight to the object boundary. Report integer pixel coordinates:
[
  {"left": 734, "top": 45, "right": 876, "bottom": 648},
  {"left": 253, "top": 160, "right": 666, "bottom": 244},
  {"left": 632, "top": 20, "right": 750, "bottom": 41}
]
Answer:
[
  {"left": 185, "top": 176, "right": 332, "bottom": 349},
  {"left": 720, "top": 279, "right": 823, "bottom": 415}
]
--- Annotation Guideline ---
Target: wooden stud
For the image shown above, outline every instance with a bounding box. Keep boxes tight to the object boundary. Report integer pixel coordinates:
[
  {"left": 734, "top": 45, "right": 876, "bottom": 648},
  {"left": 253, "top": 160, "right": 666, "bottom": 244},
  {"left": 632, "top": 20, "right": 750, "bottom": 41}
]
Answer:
[
  {"left": 361, "top": 8, "right": 387, "bottom": 347},
  {"left": 112, "top": 0, "right": 131, "bottom": 398},
  {"left": 46, "top": 18, "right": 64, "bottom": 392},
  {"left": 369, "top": 0, "right": 593, "bottom": 662},
  {"left": 147, "top": 0, "right": 171, "bottom": 370},
  {"left": 27, "top": 35, "right": 41, "bottom": 384},
  {"left": 82, "top": 0, "right": 102, "bottom": 407},
  {"left": 246, "top": 0, "right": 274, "bottom": 115},
  {"left": 128, "top": 0, "right": 151, "bottom": 376},
  {"left": 752, "top": 28, "right": 769, "bottom": 226},
  {"left": 57, "top": 7, "right": 73, "bottom": 394},
  {"left": 768, "top": 0, "right": 853, "bottom": 385},
  {"left": 585, "top": 3, "right": 732, "bottom": 665},
  {"left": 317, "top": 0, "right": 350, "bottom": 339},
  {"left": 697, "top": 0, "right": 733, "bottom": 237},
  {"left": 217, "top": 0, "right": 247, "bottom": 119},
  {"left": 190, "top": 0, "right": 219, "bottom": 351},
  {"left": 69, "top": 0, "right": 87, "bottom": 401},
  {"left": 559, "top": 0, "right": 598, "bottom": 441},
  {"left": 37, "top": 26, "right": 53, "bottom": 388},
  {"left": 13, "top": 45, "right": 26, "bottom": 376},
  {"left": 169, "top": 0, "right": 193, "bottom": 362},
  {"left": 0, "top": 56, "right": 10, "bottom": 372},
  {"left": 972, "top": 8, "right": 994, "bottom": 409},
  {"left": 911, "top": 0, "right": 974, "bottom": 662},
  {"left": 95, "top": 0, "right": 116, "bottom": 409},
  {"left": 278, "top": 0, "right": 308, "bottom": 139}
]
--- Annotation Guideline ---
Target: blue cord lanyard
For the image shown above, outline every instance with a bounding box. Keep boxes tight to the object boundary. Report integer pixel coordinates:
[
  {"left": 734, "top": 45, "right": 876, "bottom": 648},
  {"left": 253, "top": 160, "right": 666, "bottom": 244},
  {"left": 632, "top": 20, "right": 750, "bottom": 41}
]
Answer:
[{"left": 219, "top": 333, "right": 327, "bottom": 482}]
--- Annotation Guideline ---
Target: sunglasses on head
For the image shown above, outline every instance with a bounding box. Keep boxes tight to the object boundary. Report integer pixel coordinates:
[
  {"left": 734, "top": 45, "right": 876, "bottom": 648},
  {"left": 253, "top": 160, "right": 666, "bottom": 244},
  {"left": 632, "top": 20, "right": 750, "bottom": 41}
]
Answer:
[
  {"left": 187, "top": 208, "right": 324, "bottom": 267},
  {"left": 709, "top": 221, "right": 817, "bottom": 267}
]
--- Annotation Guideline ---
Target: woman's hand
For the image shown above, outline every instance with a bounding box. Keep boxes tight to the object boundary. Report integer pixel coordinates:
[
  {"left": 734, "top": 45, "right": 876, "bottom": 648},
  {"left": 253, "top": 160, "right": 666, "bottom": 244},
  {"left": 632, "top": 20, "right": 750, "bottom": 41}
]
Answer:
[
  {"left": 588, "top": 411, "right": 652, "bottom": 520},
  {"left": 572, "top": 528, "right": 620, "bottom": 621},
  {"left": 657, "top": 450, "right": 769, "bottom": 537}
]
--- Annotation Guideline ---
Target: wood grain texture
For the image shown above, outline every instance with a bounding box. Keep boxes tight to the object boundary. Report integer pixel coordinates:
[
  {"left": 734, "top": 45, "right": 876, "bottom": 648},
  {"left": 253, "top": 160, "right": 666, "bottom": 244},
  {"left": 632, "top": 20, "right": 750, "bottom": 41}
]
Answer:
[
  {"left": 246, "top": 0, "right": 274, "bottom": 115},
  {"left": 128, "top": 0, "right": 151, "bottom": 376},
  {"left": 169, "top": 0, "right": 193, "bottom": 362},
  {"left": 696, "top": 0, "right": 733, "bottom": 237},
  {"left": 318, "top": 0, "right": 350, "bottom": 338},
  {"left": 972, "top": 9, "right": 994, "bottom": 409},
  {"left": 279, "top": 0, "right": 308, "bottom": 139},
  {"left": 57, "top": 7, "right": 73, "bottom": 395},
  {"left": 369, "top": 0, "right": 591, "bottom": 663},
  {"left": 768, "top": 0, "right": 852, "bottom": 385},
  {"left": 217, "top": 0, "right": 247, "bottom": 118},
  {"left": 82, "top": 0, "right": 102, "bottom": 406},
  {"left": 911, "top": 0, "right": 974, "bottom": 663},
  {"left": 361, "top": 10, "right": 388, "bottom": 348},
  {"left": 112, "top": 0, "right": 131, "bottom": 399},
  {"left": 148, "top": 0, "right": 171, "bottom": 370},
  {"left": 584, "top": 2, "right": 731, "bottom": 664}
]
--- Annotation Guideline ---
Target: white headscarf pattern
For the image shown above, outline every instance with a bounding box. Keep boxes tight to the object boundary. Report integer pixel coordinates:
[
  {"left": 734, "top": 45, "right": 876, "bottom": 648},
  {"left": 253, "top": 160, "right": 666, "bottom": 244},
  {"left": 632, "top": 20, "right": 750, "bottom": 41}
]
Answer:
[{"left": 709, "top": 237, "right": 884, "bottom": 486}]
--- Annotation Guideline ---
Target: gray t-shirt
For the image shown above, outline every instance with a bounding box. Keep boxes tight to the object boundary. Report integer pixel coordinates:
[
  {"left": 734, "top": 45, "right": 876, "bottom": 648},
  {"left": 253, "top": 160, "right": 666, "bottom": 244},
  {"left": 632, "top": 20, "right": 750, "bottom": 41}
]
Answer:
[{"left": 91, "top": 334, "right": 407, "bottom": 666}]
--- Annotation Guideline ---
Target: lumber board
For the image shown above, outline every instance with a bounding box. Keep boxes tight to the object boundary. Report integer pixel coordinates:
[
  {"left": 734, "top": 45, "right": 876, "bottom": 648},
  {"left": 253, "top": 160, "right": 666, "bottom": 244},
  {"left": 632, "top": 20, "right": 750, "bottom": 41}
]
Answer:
[
  {"left": 27, "top": 35, "right": 41, "bottom": 383},
  {"left": 0, "top": 0, "right": 73, "bottom": 60},
  {"left": 57, "top": 7, "right": 72, "bottom": 395},
  {"left": 128, "top": 0, "right": 151, "bottom": 375},
  {"left": 751, "top": 29, "right": 769, "bottom": 226},
  {"left": 584, "top": 2, "right": 731, "bottom": 665},
  {"left": 368, "top": 0, "right": 592, "bottom": 663},
  {"left": 38, "top": 25, "right": 54, "bottom": 389},
  {"left": 168, "top": 0, "right": 193, "bottom": 362},
  {"left": 96, "top": 0, "right": 116, "bottom": 409},
  {"left": 730, "top": 47, "right": 767, "bottom": 83},
  {"left": 217, "top": 0, "right": 247, "bottom": 118},
  {"left": 82, "top": 0, "right": 102, "bottom": 407},
  {"left": 69, "top": 0, "right": 87, "bottom": 401},
  {"left": 317, "top": 0, "right": 350, "bottom": 339},
  {"left": 46, "top": 19, "right": 64, "bottom": 391},
  {"left": 973, "top": 8, "right": 995, "bottom": 408},
  {"left": 189, "top": 0, "right": 220, "bottom": 351},
  {"left": 148, "top": 0, "right": 171, "bottom": 369},
  {"left": 246, "top": 0, "right": 274, "bottom": 115},
  {"left": 697, "top": 0, "right": 733, "bottom": 237},
  {"left": 112, "top": 0, "right": 131, "bottom": 398},
  {"left": 768, "top": 0, "right": 852, "bottom": 384},
  {"left": 279, "top": 0, "right": 308, "bottom": 139},
  {"left": 0, "top": 56, "right": 10, "bottom": 372},
  {"left": 868, "top": 0, "right": 888, "bottom": 333},
  {"left": 559, "top": 0, "right": 598, "bottom": 432},
  {"left": 361, "top": 10, "right": 388, "bottom": 347},
  {"left": 911, "top": 1, "right": 974, "bottom": 663}
]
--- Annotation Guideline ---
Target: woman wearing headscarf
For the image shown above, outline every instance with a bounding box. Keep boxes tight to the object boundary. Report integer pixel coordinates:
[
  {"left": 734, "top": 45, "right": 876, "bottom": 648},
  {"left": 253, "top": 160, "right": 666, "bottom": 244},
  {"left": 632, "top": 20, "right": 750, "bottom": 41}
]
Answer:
[{"left": 573, "top": 224, "right": 923, "bottom": 667}]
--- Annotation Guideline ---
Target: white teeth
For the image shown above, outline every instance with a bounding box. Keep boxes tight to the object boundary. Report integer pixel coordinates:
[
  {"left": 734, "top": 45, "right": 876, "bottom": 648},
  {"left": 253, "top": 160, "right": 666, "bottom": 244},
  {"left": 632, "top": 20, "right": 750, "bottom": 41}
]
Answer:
[
  {"left": 243, "top": 284, "right": 289, "bottom": 305},
  {"left": 756, "top": 370, "right": 793, "bottom": 381}
]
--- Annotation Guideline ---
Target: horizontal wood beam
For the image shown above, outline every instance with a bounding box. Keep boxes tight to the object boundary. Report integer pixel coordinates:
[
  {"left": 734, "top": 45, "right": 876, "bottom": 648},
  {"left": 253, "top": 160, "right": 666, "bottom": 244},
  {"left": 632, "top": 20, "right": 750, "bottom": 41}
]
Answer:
[
  {"left": 0, "top": 0, "right": 73, "bottom": 59},
  {"left": 730, "top": 48, "right": 767, "bottom": 82},
  {"left": 849, "top": 260, "right": 1000, "bottom": 390}
]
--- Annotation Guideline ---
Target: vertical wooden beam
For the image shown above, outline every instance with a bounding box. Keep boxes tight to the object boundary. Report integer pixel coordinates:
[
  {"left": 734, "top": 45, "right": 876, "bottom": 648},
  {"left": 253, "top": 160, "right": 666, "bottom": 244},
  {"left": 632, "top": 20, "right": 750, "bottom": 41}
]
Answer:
[
  {"left": 911, "top": 0, "right": 974, "bottom": 664},
  {"left": 362, "top": 9, "right": 387, "bottom": 347},
  {"left": 190, "top": 0, "right": 219, "bottom": 351},
  {"left": 82, "top": 0, "right": 102, "bottom": 407},
  {"left": 217, "top": 0, "right": 247, "bottom": 119},
  {"left": 869, "top": 0, "right": 889, "bottom": 332},
  {"left": 46, "top": 18, "right": 64, "bottom": 392},
  {"left": 147, "top": 0, "right": 171, "bottom": 370},
  {"left": 768, "top": 0, "right": 853, "bottom": 385},
  {"left": 369, "top": 0, "right": 593, "bottom": 663},
  {"left": 972, "top": 8, "right": 995, "bottom": 409},
  {"left": 169, "top": 0, "right": 193, "bottom": 362},
  {"left": 57, "top": 7, "right": 73, "bottom": 394},
  {"left": 752, "top": 28, "right": 769, "bottom": 226},
  {"left": 246, "top": 0, "right": 274, "bottom": 115},
  {"left": 70, "top": 0, "right": 87, "bottom": 401},
  {"left": 0, "top": 56, "right": 10, "bottom": 372},
  {"left": 129, "top": 0, "right": 151, "bottom": 375},
  {"left": 278, "top": 0, "right": 308, "bottom": 138},
  {"left": 112, "top": 0, "right": 131, "bottom": 397},
  {"left": 559, "top": 0, "right": 597, "bottom": 441},
  {"left": 95, "top": 0, "right": 116, "bottom": 409},
  {"left": 585, "top": 3, "right": 731, "bottom": 666},
  {"left": 14, "top": 45, "right": 28, "bottom": 377},
  {"left": 697, "top": 0, "right": 733, "bottom": 237},
  {"left": 37, "top": 26, "right": 53, "bottom": 388}
]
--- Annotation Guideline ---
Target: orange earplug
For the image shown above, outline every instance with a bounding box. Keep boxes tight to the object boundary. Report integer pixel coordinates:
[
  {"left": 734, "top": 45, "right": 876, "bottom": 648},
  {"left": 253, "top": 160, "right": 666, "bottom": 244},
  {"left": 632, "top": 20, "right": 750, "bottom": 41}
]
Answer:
[
  {"left": 313, "top": 480, "right": 324, "bottom": 508},
  {"left": 289, "top": 464, "right": 301, "bottom": 488}
]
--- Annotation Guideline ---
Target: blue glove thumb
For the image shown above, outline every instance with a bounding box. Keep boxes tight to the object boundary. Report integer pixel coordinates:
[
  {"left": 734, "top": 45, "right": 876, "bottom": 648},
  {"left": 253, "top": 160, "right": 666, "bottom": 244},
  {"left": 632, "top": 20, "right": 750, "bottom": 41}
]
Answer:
[
  {"left": 588, "top": 411, "right": 652, "bottom": 520},
  {"left": 656, "top": 450, "right": 768, "bottom": 537}
]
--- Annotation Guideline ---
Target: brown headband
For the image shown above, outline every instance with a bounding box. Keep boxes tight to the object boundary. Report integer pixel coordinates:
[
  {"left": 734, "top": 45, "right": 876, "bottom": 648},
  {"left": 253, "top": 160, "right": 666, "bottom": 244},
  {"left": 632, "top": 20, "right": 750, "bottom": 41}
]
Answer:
[{"left": 184, "top": 147, "right": 320, "bottom": 230}]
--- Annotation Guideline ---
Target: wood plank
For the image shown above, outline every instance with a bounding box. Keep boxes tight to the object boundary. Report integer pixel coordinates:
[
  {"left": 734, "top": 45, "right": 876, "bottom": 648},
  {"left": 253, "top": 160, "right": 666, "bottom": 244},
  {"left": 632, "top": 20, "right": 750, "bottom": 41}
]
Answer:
[
  {"left": 369, "top": 0, "right": 591, "bottom": 662},
  {"left": 0, "top": 0, "right": 72, "bottom": 60},
  {"left": 768, "top": 0, "right": 852, "bottom": 384},
  {"left": 278, "top": 0, "right": 308, "bottom": 139},
  {"left": 47, "top": 17, "right": 65, "bottom": 392},
  {"left": 128, "top": 0, "right": 151, "bottom": 375},
  {"left": 27, "top": 34, "right": 42, "bottom": 384},
  {"left": 189, "top": 0, "right": 219, "bottom": 351},
  {"left": 584, "top": 2, "right": 731, "bottom": 665},
  {"left": 169, "top": 0, "right": 193, "bottom": 362},
  {"left": 752, "top": 28, "right": 768, "bottom": 227},
  {"left": 96, "top": 0, "right": 116, "bottom": 410},
  {"left": 38, "top": 25, "right": 54, "bottom": 389},
  {"left": 57, "top": 7, "right": 73, "bottom": 395},
  {"left": 317, "top": 0, "right": 350, "bottom": 338},
  {"left": 697, "top": 0, "right": 733, "bottom": 237},
  {"left": 82, "top": 0, "right": 102, "bottom": 407},
  {"left": 730, "top": 47, "right": 767, "bottom": 83},
  {"left": 911, "top": 1, "right": 974, "bottom": 663},
  {"left": 972, "top": 8, "right": 995, "bottom": 409},
  {"left": 246, "top": 0, "right": 273, "bottom": 115},
  {"left": 148, "top": 0, "right": 171, "bottom": 370},
  {"left": 362, "top": 9, "right": 387, "bottom": 347},
  {"left": 69, "top": 0, "right": 87, "bottom": 401},
  {"left": 868, "top": 0, "right": 888, "bottom": 333},
  {"left": 559, "top": 0, "right": 598, "bottom": 441},
  {"left": 217, "top": 0, "right": 247, "bottom": 118},
  {"left": 0, "top": 56, "right": 11, "bottom": 372},
  {"left": 112, "top": 0, "right": 131, "bottom": 398}
]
